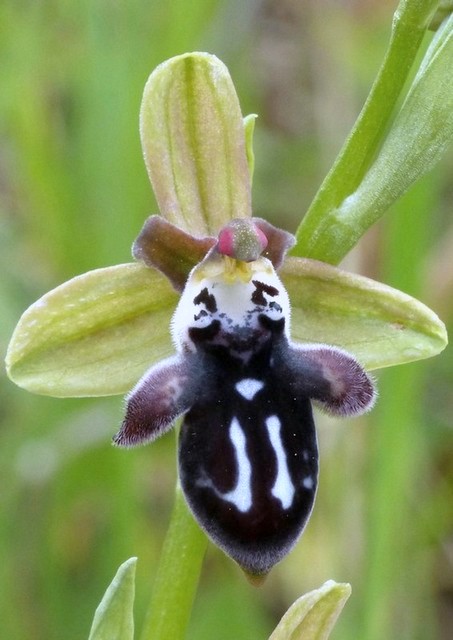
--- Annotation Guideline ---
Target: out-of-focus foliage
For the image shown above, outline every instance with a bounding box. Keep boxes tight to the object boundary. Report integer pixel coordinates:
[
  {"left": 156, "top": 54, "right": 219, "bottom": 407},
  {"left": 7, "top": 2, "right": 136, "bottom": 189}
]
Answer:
[{"left": 1, "top": 1, "right": 452, "bottom": 639}]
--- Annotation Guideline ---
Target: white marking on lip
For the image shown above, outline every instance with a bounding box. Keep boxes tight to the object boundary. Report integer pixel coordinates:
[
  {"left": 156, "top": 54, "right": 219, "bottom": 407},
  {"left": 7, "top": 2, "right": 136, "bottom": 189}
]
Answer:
[
  {"left": 265, "top": 415, "right": 295, "bottom": 509},
  {"left": 198, "top": 418, "right": 253, "bottom": 513},
  {"left": 235, "top": 378, "right": 264, "bottom": 401},
  {"left": 221, "top": 418, "right": 253, "bottom": 512}
]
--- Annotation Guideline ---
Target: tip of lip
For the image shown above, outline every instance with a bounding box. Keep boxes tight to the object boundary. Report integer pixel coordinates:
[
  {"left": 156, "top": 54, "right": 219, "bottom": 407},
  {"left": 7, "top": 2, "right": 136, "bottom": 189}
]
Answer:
[{"left": 242, "top": 568, "right": 269, "bottom": 587}]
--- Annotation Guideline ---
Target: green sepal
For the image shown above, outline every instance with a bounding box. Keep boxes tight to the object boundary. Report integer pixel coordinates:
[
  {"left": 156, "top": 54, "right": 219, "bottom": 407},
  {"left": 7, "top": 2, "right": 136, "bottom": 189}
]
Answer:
[
  {"left": 5, "top": 263, "right": 177, "bottom": 397},
  {"left": 281, "top": 257, "right": 447, "bottom": 370},
  {"left": 140, "top": 52, "right": 252, "bottom": 236},
  {"left": 243, "top": 113, "right": 258, "bottom": 182},
  {"left": 88, "top": 557, "right": 137, "bottom": 640},
  {"left": 268, "top": 580, "right": 351, "bottom": 640}
]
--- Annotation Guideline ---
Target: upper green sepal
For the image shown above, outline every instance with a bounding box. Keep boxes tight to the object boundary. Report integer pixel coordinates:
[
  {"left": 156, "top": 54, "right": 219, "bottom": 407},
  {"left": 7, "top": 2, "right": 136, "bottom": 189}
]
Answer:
[
  {"left": 243, "top": 113, "right": 258, "bottom": 182},
  {"left": 140, "top": 52, "right": 252, "bottom": 236},
  {"left": 268, "top": 580, "right": 351, "bottom": 640}
]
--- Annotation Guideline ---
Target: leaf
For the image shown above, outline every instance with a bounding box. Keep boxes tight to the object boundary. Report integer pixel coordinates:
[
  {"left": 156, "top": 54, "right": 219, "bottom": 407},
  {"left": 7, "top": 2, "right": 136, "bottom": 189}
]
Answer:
[
  {"left": 140, "top": 52, "right": 252, "bottom": 236},
  {"left": 268, "top": 580, "right": 351, "bottom": 640},
  {"left": 5, "top": 263, "right": 177, "bottom": 397},
  {"left": 88, "top": 557, "right": 137, "bottom": 640},
  {"left": 281, "top": 257, "right": 447, "bottom": 370},
  {"left": 294, "top": 11, "right": 453, "bottom": 264}
]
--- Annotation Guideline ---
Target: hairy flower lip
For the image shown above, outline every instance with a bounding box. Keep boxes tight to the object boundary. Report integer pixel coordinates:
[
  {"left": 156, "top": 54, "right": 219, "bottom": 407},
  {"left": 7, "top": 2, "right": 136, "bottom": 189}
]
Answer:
[{"left": 117, "top": 223, "right": 379, "bottom": 574}]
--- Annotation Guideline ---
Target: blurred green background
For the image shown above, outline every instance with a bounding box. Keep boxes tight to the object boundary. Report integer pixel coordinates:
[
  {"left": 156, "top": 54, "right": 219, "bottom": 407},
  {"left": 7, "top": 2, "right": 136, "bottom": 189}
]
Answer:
[{"left": 1, "top": 1, "right": 452, "bottom": 638}]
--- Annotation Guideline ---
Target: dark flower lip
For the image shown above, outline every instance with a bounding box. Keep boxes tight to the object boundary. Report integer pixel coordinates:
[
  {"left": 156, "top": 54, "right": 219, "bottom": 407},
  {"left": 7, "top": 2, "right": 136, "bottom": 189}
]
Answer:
[{"left": 115, "top": 216, "right": 379, "bottom": 574}]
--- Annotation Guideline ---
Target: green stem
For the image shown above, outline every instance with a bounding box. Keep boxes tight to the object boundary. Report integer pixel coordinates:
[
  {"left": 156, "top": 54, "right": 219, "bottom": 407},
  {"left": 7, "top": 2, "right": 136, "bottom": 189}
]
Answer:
[
  {"left": 292, "top": 0, "right": 439, "bottom": 263},
  {"left": 139, "top": 484, "right": 208, "bottom": 640}
]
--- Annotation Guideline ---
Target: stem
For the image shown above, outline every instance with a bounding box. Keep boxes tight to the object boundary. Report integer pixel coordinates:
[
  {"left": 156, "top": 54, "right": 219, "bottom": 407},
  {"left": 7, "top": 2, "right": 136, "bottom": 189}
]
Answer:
[
  {"left": 292, "top": 0, "right": 439, "bottom": 263},
  {"left": 139, "top": 484, "right": 208, "bottom": 640}
]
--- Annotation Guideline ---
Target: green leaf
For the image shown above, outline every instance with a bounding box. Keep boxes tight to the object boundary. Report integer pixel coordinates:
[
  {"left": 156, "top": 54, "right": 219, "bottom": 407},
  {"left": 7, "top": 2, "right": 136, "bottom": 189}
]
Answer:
[
  {"left": 294, "top": 12, "right": 453, "bottom": 264},
  {"left": 268, "top": 580, "right": 351, "bottom": 640},
  {"left": 281, "top": 257, "right": 447, "bottom": 370},
  {"left": 140, "top": 52, "right": 252, "bottom": 236},
  {"left": 88, "top": 557, "right": 137, "bottom": 640},
  {"left": 5, "top": 263, "right": 177, "bottom": 397}
]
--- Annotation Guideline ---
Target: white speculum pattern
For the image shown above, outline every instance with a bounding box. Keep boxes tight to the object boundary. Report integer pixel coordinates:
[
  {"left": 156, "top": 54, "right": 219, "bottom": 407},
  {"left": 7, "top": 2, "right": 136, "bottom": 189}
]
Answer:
[
  {"left": 197, "top": 417, "right": 253, "bottom": 513},
  {"left": 221, "top": 418, "right": 253, "bottom": 513},
  {"left": 171, "top": 256, "right": 291, "bottom": 353},
  {"left": 200, "top": 413, "right": 296, "bottom": 513},
  {"left": 235, "top": 378, "right": 264, "bottom": 400},
  {"left": 265, "top": 415, "right": 295, "bottom": 509},
  {"left": 208, "top": 375, "right": 298, "bottom": 514}
]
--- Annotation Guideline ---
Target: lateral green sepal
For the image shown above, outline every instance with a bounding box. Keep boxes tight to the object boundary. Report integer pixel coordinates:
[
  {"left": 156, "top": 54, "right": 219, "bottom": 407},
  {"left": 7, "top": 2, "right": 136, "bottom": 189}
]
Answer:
[
  {"left": 281, "top": 257, "right": 447, "bottom": 369},
  {"left": 5, "top": 263, "right": 177, "bottom": 397}
]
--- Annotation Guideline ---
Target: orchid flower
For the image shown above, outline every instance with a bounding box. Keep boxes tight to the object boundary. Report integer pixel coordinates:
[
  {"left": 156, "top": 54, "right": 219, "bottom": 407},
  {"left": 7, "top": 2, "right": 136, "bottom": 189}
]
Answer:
[
  {"left": 5, "top": 4, "right": 453, "bottom": 630},
  {"left": 5, "top": 52, "right": 448, "bottom": 578}
]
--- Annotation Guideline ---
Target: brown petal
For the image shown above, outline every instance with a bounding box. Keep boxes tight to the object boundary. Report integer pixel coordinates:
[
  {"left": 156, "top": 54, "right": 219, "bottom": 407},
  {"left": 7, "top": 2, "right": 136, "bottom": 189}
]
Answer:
[{"left": 133, "top": 216, "right": 215, "bottom": 291}]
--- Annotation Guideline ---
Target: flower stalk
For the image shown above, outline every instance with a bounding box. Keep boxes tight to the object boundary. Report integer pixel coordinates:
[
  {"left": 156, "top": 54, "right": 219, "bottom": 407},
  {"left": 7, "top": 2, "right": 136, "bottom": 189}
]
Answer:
[{"left": 139, "top": 482, "right": 207, "bottom": 640}]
